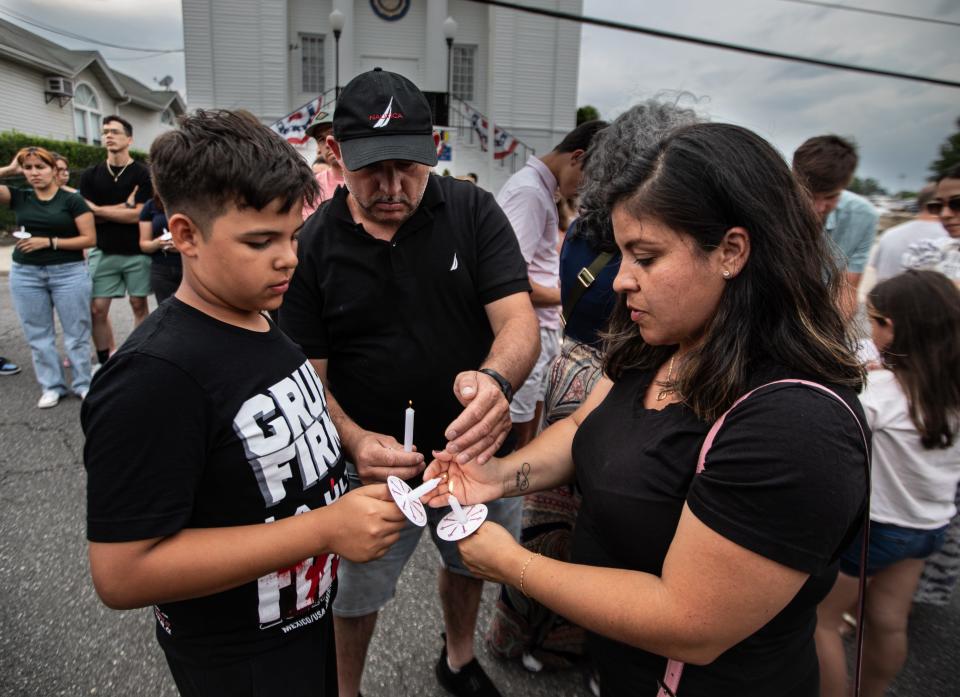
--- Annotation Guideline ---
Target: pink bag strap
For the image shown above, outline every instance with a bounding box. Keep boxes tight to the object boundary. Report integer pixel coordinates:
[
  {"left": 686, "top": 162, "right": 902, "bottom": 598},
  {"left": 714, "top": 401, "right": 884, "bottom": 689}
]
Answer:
[{"left": 656, "top": 379, "right": 871, "bottom": 697}]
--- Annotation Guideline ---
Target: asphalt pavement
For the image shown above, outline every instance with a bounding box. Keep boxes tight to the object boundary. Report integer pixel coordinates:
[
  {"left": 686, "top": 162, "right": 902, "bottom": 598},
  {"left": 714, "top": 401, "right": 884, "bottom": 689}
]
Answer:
[{"left": 0, "top": 271, "right": 957, "bottom": 697}]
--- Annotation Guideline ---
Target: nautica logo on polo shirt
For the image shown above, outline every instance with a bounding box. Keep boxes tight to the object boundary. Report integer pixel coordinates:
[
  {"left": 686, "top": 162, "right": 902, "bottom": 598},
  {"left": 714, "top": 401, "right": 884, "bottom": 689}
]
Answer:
[{"left": 371, "top": 97, "right": 404, "bottom": 128}]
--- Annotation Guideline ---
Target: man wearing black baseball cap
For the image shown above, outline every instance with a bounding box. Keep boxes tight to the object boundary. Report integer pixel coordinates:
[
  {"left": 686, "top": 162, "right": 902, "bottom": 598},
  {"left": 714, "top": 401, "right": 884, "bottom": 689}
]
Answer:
[{"left": 280, "top": 69, "right": 539, "bottom": 697}]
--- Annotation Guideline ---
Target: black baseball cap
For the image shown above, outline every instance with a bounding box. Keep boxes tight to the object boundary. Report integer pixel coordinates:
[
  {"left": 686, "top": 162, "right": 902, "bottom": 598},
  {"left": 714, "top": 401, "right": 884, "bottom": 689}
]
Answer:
[{"left": 333, "top": 68, "right": 438, "bottom": 171}]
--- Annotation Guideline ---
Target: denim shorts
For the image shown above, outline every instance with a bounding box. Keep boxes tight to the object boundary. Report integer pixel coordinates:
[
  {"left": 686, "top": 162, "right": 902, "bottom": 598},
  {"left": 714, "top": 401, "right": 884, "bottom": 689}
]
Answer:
[
  {"left": 840, "top": 521, "right": 948, "bottom": 577},
  {"left": 333, "top": 467, "right": 522, "bottom": 617}
]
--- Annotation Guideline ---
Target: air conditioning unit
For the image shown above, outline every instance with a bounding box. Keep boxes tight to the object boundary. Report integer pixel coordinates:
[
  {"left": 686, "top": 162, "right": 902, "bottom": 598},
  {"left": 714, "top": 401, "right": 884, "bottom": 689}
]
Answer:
[
  {"left": 45, "top": 76, "right": 74, "bottom": 96},
  {"left": 44, "top": 76, "right": 74, "bottom": 106}
]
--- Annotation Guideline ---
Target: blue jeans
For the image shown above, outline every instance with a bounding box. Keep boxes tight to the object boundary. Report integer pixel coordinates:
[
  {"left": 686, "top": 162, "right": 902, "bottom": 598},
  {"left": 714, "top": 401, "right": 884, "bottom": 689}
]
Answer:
[{"left": 9, "top": 261, "right": 93, "bottom": 395}]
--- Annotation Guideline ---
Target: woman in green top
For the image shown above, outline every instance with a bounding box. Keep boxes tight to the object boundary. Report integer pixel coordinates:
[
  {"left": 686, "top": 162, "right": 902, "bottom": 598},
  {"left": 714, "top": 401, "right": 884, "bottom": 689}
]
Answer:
[{"left": 0, "top": 147, "right": 96, "bottom": 408}]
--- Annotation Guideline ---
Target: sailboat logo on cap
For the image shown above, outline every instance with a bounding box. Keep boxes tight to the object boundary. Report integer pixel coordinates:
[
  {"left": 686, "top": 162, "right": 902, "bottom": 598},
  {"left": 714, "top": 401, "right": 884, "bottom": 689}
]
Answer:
[{"left": 372, "top": 97, "right": 398, "bottom": 128}]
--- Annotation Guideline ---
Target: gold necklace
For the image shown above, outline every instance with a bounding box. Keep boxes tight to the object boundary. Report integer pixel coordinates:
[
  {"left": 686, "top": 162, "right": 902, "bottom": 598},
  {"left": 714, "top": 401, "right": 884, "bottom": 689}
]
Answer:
[
  {"left": 656, "top": 354, "right": 676, "bottom": 401},
  {"left": 106, "top": 160, "right": 132, "bottom": 183}
]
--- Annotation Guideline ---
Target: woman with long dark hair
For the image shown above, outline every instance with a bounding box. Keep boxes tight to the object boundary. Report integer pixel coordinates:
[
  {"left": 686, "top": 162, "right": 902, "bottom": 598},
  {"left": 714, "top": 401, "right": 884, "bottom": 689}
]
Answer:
[
  {"left": 486, "top": 101, "right": 700, "bottom": 676},
  {"left": 0, "top": 147, "right": 95, "bottom": 407},
  {"left": 816, "top": 270, "right": 960, "bottom": 697},
  {"left": 425, "top": 123, "right": 869, "bottom": 696}
]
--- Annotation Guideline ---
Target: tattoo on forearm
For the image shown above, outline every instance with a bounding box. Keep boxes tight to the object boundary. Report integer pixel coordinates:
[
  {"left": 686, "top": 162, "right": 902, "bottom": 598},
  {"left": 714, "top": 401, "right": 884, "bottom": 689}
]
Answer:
[{"left": 516, "top": 462, "right": 531, "bottom": 492}]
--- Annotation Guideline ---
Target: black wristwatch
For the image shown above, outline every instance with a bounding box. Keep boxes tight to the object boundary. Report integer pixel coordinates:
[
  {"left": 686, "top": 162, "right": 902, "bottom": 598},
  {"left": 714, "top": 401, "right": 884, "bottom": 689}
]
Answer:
[
  {"left": 124, "top": 200, "right": 135, "bottom": 209},
  {"left": 478, "top": 368, "right": 514, "bottom": 404}
]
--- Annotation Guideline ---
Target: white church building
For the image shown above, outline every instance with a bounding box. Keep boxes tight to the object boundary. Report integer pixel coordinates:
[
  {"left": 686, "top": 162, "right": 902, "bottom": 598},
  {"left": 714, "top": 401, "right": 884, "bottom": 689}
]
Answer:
[{"left": 182, "top": 0, "right": 583, "bottom": 191}]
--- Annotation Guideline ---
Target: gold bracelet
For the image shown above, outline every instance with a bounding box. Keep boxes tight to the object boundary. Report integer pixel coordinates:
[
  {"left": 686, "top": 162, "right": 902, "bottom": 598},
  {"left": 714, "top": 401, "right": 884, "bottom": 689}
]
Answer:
[{"left": 519, "top": 552, "right": 541, "bottom": 597}]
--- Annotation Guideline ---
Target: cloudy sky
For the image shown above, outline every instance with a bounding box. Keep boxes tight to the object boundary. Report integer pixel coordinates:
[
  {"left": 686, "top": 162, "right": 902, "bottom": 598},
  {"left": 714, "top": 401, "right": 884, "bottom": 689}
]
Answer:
[{"left": 3, "top": 0, "right": 956, "bottom": 192}]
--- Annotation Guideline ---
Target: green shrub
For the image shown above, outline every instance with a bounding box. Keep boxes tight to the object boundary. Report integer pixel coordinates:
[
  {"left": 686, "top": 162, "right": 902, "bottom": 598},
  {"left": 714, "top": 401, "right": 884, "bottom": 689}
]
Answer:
[{"left": 0, "top": 130, "right": 148, "bottom": 233}]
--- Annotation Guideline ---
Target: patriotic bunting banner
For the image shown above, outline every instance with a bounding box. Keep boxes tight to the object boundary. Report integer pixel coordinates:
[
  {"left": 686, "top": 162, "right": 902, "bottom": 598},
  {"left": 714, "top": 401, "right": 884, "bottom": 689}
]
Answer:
[
  {"left": 467, "top": 106, "right": 519, "bottom": 160},
  {"left": 271, "top": 97, "right": 323, "bottom": 145}
]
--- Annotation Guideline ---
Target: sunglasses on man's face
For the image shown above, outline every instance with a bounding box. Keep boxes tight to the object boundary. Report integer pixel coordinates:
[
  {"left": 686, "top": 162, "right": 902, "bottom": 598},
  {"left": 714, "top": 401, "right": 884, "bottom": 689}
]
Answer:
[{"left": 926, "top": 196, "right": 960, "bottom": 216}]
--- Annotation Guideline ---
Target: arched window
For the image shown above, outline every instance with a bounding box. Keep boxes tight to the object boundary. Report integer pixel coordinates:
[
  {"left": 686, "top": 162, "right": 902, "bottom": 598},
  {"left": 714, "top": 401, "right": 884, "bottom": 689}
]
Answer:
[{"left": 73, "top": 84, "right": 103, "bottom": 145}]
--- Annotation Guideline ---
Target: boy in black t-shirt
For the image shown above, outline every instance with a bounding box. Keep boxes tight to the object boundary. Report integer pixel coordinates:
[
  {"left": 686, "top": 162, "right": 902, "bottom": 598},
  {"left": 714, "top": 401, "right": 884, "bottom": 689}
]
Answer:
[{"left": 82, "top": 110, "right": 407, "bottom": 697}]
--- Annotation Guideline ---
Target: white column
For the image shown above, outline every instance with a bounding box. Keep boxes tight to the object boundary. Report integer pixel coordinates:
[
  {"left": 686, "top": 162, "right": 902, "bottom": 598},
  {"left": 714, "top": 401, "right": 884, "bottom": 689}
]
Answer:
[
  {"left": 333, "top": 0, "right": 355, "bottom": 84},
  {"left": 485, "top": 4, "right": 497, "bottom": 187},
  {"left": 425, "top": 0, "right": 449, "bottom": 93}
]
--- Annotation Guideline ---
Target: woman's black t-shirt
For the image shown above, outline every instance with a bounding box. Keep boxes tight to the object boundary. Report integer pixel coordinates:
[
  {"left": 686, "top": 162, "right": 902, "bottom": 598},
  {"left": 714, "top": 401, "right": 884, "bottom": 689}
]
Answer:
[{"left": 570, "top": 366, "right": 868, "bottom": 697}]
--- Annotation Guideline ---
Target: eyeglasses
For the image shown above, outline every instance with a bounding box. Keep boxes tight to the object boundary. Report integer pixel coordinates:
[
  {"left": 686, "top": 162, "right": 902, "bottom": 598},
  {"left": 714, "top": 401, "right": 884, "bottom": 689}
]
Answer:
[{"left": 926, "top": 196, "right": 960, "bottom": 216}]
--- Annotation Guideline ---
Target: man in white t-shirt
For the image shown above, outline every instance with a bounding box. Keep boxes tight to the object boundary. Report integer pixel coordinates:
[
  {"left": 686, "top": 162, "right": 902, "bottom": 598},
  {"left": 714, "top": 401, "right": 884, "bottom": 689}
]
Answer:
[
  {"left": 496, "top": 120, "right": 607, "bottom": 446},
  {"left": 871, "top": 184, "right": 945, "bottom": 283}
]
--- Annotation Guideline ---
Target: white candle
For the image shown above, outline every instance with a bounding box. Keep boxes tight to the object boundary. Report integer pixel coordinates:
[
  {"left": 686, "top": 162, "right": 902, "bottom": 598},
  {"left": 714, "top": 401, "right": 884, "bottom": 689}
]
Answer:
[
  {"left": 408, "top": 477, "right": 441, "bottom": 500},
  {"left": 448, "top": 494, "right": 467, "bottom": 523},
  {"left": 403, "top": 400, "right": 415, "bottom": 452}
]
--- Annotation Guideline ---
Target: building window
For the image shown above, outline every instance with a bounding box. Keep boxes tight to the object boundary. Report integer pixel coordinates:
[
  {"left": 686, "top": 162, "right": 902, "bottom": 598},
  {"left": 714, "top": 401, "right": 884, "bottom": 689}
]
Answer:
[
  {"left": 73, "top": 84, "right": 102, "bottom": 145},
  {"left": 451, "top": 45, "right": 476, "bottom": 102},
  {"left": 301, "top": 34, "right": 325, "bottom": 94},
  {"left": 161, "top": 108, "right": 176, "bottom": 126}
]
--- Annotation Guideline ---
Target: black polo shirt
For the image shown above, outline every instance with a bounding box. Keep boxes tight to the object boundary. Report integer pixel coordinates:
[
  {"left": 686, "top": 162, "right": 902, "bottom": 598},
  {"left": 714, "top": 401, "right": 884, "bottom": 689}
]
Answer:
[{"left": 280, "top": 175, "right": 530, "bottom": 463}]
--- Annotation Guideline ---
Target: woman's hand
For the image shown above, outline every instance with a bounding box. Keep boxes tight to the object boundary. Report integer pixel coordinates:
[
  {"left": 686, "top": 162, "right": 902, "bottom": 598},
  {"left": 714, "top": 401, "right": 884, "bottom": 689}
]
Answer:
[
  {"left": 1, "top": 155, "right": 22, "bottom": 177},
  {"left": 143, "top": 237, "right": 175, "bottom": 254},
  {"left": 456, "top": 521, "right": 525, "bottom": 583},
  {"left": 421, "top": 450, "right": 506, "bottom": 508},
  {"left": 15, "top": 236, "right": 52, "bottom": 254}
]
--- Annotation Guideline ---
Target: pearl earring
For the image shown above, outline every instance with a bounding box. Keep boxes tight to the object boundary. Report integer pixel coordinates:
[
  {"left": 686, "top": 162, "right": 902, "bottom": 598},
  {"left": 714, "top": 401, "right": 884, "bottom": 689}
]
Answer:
[{"left": 722, "top": 270, "right": 731, "bottom": 278}]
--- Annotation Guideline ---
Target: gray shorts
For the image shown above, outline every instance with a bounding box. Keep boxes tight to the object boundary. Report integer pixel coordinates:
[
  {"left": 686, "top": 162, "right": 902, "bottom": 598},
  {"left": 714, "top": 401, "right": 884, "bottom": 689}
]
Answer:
[
  {"left": 332, "top": 467, "right": 522, "bottom": 618},
  {"left": 510, "top": 326, "right": 561, "bottom": 422}
]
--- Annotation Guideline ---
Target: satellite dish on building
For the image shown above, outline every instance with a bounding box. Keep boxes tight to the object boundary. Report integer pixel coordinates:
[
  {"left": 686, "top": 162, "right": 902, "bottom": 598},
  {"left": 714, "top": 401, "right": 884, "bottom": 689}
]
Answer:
[{"left": 155, "top": 75, "right": 174, "bottom": 89}]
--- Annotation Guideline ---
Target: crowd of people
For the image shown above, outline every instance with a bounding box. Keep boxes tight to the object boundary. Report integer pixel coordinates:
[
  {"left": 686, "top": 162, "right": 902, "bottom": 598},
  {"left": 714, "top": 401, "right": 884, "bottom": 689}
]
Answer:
[
  {"left": 2, "top": 67, "right": 959, "bottom": 697},
  {"left": 0, "top": 115, "right": 179, "bottom": 407}
]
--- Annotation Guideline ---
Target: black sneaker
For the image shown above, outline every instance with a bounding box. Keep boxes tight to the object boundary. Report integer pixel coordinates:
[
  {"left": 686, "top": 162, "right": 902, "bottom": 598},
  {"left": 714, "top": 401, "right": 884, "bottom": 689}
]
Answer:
[
  {"left": 0, "top": 357, "right": 20, "bottom": 376},
  {"left": 435, "top": 636, "right": 503, "bottom": 697}
]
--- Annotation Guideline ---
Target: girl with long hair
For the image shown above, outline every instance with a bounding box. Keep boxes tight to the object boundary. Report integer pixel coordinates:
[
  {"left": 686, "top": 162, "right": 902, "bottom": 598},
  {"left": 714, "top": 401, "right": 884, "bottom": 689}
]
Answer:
[
  {"left": 816, "top": 270, "right": 960, "bottom": 697},
  {"left": 424, "top": 123, "right": 869, "bottom": 696},
  {"left": 0, "top": 147, "right": 96, "bottom": 407}
]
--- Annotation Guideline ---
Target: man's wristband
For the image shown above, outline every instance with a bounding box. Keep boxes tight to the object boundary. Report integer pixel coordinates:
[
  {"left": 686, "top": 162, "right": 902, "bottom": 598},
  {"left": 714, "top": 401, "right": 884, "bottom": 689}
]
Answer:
[{"left": 478, "top": 368, "right": 514, "bottom": 404}]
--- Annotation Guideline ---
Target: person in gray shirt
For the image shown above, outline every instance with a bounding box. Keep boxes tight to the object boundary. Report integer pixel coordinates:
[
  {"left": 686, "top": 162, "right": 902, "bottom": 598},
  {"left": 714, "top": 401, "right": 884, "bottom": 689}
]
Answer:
[{"left": 871, "top": 184, "right": 946, "bottom": 283}]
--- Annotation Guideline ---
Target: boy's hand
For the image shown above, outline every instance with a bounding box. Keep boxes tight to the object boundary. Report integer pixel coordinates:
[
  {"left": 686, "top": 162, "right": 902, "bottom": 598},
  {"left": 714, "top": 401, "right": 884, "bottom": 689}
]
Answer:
[
  {"left": 328, "top": 484, "right": 406, "bottom": 563},
  {"left": 421, "top": 450, "right": 505, "bottom": 508},
  {"left": 352, "top": 431, "right": 425, "bottom": 484},
  {"left": 442, "top": 371, "right": 511, "bottom": 465}
]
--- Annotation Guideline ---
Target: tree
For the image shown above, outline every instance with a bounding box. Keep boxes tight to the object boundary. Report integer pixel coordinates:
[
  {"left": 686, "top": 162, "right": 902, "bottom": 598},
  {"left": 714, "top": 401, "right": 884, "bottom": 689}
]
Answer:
[
  {"left": 848, "top": 176, "right": 887, "bottom": 197},
  {"left": 577, "top": 105, "right": 601, "bottom": 125},
  {"left": 930, "top": 116, "right": 960, "bottom": 178}
]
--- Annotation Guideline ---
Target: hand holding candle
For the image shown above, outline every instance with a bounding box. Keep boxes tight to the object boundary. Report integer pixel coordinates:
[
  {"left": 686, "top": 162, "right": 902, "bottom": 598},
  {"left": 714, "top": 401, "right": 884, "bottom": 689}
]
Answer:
[
  {"left": 436, "top": 479, "right": 488, "bottom": 541},
  {"left": 388, "top": 475, "right": 442, "bottom": 527}
]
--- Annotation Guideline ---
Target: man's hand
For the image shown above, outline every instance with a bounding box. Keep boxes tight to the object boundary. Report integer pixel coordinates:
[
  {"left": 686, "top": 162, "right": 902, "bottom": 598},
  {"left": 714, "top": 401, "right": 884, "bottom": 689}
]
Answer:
[
  {"left": 352, "top": 431, "right": 425, "bottom": 484},
  {"left": 443, "top": 371, "right": 511, "bottom": 465},
  {"left": 327, "top": 484, "right": 407, "bottom": 563}
]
